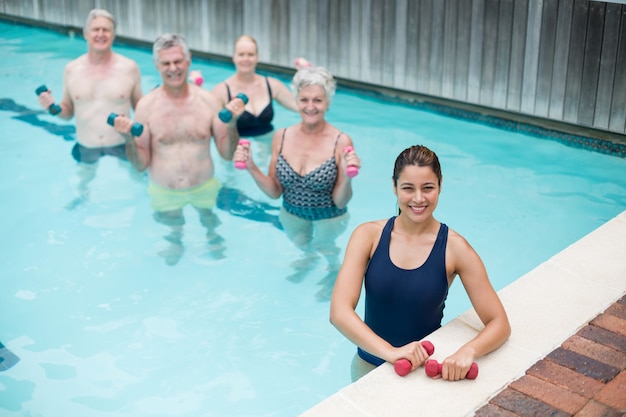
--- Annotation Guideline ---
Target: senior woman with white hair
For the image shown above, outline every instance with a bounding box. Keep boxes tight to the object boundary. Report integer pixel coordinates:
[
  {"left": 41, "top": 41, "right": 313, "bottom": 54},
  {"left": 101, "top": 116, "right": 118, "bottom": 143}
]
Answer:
[{"left": 234, "top": 67, "right": 361, "bottom": 299}]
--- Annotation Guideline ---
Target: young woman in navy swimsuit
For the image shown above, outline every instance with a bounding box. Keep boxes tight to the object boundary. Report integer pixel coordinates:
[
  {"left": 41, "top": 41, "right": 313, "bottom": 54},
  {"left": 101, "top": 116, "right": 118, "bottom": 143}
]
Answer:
[
  {"left": 330, "top": 145, "right": 510, "bottom": 381},
  {"left": 234, "top": 67, "right": 361, "bottom": 299}
]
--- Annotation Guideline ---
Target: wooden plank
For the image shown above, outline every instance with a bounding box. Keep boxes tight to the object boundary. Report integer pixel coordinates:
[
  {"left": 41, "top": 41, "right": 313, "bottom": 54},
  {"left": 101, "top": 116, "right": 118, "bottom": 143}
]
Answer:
[
  {"left": 506, "top": 0, "right": 528, "bottom": 111},
  {"left": 416, "top": 0, "right": 432, "bottom": 93},
  {"left": 269, "top": 0, "right": 290, "bottom": 65},
  {"left": 179, "top": 0, "right": 207, "bottom": 52},
  {"left": 493, "top": 0, "right": 514, "bottom": 109},
  {"left": 441, "top": 0, "right": 458, "bottom": 99},
  {"left": 348, "top": 0, "right": 363, "bottom": 80},
  {"left": 563, "top": 0, "right": 589, "bottom": 123},
  {"left": 207, "top": 1, "right": 225, "bottom": 54},
  {"left": 242, "top": 1, "right": 261, "bottom": 54},
  {"left": 479, "top": 0, "right": 500, "bottom": 106},
  {"left": 393, "top": 0, "right": 408, "bottom": 88},
  {"left": 453, "top": 0, "right": 472, "bottom": 102},
  {"left": 295, "top": 2, "right": 316, "bottom": 65},
  {"left": 359, "top": 0, "right": 372, "bottom": 82},
  {"left": 288, "top": 0, "right": 302, "bottom": 65},
  {"left": 428, "top": 0, "right": 445, "bottom": 96},
  {"left": 404, "top": 0, "right": 421, "bottom": 91},
  {"left": 520, "top": 0, "right": 542, "bottom": 114},
  {"left": 609, "top": 6, "right": 626, "bottom": 133},
  {"left": 548, "top": 0, "right": 573, "bottom": 119},
  {"left": 368, "top": 0, "right": 384, "bottom": 84},
  {"left": 75, "top": 2, "right": 96, "bottom": 31},
  {"left": 533, "top": 0, "right": 558, "bottom": 117},
  {"left": 381, "top": 0, "right": 397, "bottom": 86},
  {"left": 335, "top": 0, "right": 352, "bottom": 77},
  {"left": 577, "top": 1, "right": 605, "bottom": 126},
  {"left": 326, "top": 0, "right": 343, "bottom": 73},
  {"left": 593, "top": 2, "right": 621, "bottom": 129},
  {"left": 467, "top": 0, "right": 484, "bottom": 104}
]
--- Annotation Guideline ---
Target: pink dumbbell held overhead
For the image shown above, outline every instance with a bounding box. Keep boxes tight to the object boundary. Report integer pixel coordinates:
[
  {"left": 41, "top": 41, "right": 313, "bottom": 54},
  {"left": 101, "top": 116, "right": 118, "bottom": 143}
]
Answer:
[
  {"left": 234, "top": 139, "right": 251, "bottom": 169},
  {"left": 189, "top": 70, "right": 204, "bottom": 86},
  {"left": 343, "top": 146, "right": 359, "bottom": 178},
  {"left": 425, "top": 359, "right": 479, "bottom": 380},
  {"left": 293, "top": 57, "right": 313, "bottom": 69},
  {"left": 394, "top": 340, "right": 435, "bottom": 377}
]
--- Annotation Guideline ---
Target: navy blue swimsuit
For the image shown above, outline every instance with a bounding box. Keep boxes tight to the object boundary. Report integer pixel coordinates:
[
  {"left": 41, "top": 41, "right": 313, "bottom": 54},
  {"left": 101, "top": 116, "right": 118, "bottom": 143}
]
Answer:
[
  {"left": 358, "top": 217, "right": 449, "bottom": 366},
  {"left": 226, "top": 77, "right": 274, "bottom": 137}
]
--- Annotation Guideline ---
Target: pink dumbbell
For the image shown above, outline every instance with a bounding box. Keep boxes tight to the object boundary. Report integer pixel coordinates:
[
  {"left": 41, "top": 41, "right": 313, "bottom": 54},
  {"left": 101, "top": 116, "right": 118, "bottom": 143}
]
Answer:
[
  {"left": 425, "top": 359, "right": 479, "bottom": 380},
  {"left": 234, "top": 139, "right": 251, "bottom": 169},
  {"left": 189, "top": 70, "right": 204, "bottom": 86},
  {"left": 293, "top": 57, "right": 312, "bottom": 69},
  {"left": 343, "top": 146, "right": 359, "bottom": 178},
  {"left": 394, "top": 340, "right": 435, "bottom": 377}
]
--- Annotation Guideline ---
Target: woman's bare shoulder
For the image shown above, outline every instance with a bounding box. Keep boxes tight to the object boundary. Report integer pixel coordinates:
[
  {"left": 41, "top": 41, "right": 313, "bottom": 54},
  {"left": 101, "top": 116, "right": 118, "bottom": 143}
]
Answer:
[
  {"left": 354, "top": 219, "right": 388, "bottom": 237},
  {"left": 446, "top": 226, "right": 471, "bottom": 248}
]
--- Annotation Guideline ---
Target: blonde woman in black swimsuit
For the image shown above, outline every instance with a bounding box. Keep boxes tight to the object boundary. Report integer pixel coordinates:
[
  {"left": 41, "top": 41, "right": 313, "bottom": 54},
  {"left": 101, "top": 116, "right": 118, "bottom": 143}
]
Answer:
[
  {"left": 234, "top": 67, "right": 361, "bottom": 300},
  {"left": 212, "top": 35, "right": 299, "bottom": 140}
]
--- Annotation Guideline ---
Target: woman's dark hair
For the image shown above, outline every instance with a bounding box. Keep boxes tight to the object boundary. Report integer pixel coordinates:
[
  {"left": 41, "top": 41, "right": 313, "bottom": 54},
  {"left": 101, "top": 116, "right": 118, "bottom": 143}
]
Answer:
[{"left": 392, "top": 145, "right": 442, "bottom": 187}]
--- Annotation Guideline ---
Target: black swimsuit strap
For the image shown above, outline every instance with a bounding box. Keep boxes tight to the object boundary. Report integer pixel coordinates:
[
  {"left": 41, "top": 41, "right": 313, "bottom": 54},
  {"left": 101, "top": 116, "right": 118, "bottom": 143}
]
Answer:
[
  {"left": 278, "top": 127, "right": 288, "bottom": 154},
  {"left": 225, "top": 83, "right": 232, "bottom": 101},
  {"left": 332, "top": 132, "right": 342, "bottom": 153},
  {"left": 265, "top": 77, "right": 273, "bottom": 100}
]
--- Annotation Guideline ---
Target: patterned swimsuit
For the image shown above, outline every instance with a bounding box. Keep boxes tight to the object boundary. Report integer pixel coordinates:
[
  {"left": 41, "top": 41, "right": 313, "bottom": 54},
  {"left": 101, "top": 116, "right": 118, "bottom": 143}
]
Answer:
[{"left": 276, "top": 129, "right": 347, "bottom": 221}]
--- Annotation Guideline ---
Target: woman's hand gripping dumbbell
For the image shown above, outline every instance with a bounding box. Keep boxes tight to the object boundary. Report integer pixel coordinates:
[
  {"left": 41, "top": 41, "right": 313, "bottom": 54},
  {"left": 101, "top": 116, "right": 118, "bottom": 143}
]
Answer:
[
  {"left": 394, "top": 340, "right": 435, "bottom": 376},
  {"left": 219, "top": 93, "right": 248, "bottom": 123}
]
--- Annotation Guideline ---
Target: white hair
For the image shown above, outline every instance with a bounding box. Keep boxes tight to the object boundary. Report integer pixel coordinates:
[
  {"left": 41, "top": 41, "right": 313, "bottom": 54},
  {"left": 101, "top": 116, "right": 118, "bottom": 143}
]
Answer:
[{"left": 291, "top": 66, "right": 337, "bottom": 103}]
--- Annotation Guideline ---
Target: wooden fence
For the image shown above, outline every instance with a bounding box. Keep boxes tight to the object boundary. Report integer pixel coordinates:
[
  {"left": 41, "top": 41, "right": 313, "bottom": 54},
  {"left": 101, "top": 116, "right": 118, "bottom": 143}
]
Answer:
[{"left": 2, "top": 0, "right": 625, "bottom": 135}]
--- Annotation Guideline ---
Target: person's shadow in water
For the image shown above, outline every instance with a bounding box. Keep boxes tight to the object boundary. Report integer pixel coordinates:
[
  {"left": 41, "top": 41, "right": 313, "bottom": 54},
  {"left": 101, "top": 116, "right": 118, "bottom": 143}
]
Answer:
[
  {"left": 0, "top": 341, "right": 20, "bottom": 371},
  {"left": 217, "top": 186, "right": 282, "bottom": 231},
  {"left": 0, "top": 98, "right": 76, "bottom": 141}
]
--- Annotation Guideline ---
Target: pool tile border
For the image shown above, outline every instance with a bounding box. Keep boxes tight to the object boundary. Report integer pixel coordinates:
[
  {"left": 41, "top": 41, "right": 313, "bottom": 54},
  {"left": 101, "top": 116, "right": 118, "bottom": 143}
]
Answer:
[{"left": 339, "top": 86, "right": 626, "bottom": 158}]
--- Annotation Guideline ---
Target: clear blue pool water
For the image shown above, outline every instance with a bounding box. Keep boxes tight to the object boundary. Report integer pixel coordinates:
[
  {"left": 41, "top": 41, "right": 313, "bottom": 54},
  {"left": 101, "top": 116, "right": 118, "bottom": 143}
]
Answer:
[{"left": 1, "top": 21, "right": 625, "bottom": 417}]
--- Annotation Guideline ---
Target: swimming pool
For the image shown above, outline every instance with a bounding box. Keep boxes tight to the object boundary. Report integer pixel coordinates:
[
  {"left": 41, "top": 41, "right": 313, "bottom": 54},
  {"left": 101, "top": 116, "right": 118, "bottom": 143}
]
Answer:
[{"left": 1, "top": 20, "right": 625, "bottom": 417}]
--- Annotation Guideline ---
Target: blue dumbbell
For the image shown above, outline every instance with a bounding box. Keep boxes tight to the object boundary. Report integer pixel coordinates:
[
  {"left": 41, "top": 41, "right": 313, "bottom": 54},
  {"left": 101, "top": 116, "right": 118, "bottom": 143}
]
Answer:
[
  {"left": 35, "top": 85, "right": 62, "bottom": 115},
  {"left": 107, "top": 113, "right": 144, "bottom": 136},
  {"left": 219, "top": 93, "right": 249, "bottom": 123}
]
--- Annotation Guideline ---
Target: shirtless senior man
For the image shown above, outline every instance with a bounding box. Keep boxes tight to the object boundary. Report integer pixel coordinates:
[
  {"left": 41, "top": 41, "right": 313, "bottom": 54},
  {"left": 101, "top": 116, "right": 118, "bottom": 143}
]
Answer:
[
  {"left": 37, "top": 9, "right": 143, "bottom": 208},
  {"left": 113, "top": 33, "right": 245, "bottom": 265}
]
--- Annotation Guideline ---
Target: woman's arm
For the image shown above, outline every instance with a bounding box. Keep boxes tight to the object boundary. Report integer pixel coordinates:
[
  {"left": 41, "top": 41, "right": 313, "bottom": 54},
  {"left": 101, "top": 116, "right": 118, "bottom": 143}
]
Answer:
[
  {"left": 330, "top": 222, "right": 429, "bottom": 369},
  {"left": 211, "top": 81, "right": 229, "bottom": 107},
  {"left": 331, "top": 133, "right": 360, "bottom": 209},
  {"left": 244, "top": 129, "right": 284, "bottom": 198},
  {"left": 441, "top": 230, "right": 511, "bottom": 380},
  {"left": 269, "top": 77, "right": 298, "bottom": 112}
]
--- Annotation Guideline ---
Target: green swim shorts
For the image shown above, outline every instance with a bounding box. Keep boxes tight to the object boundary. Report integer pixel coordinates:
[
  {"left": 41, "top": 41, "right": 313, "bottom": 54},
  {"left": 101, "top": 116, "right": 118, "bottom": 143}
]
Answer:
[{"left": 147, "top": 177, "right": 222, "bottom": 212}]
